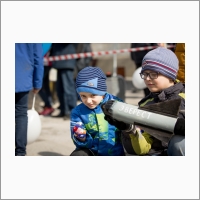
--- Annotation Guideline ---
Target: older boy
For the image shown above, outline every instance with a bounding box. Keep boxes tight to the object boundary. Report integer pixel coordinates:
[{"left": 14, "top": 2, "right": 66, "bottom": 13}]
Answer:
[{"left": 102, "top": 47, "right": 185, "bottom": 156}]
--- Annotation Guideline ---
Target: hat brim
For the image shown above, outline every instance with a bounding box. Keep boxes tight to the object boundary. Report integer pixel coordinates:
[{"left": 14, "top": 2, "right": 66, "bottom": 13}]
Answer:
[{"left": 76, "top": 87, "right": 106, "bottom": 96}]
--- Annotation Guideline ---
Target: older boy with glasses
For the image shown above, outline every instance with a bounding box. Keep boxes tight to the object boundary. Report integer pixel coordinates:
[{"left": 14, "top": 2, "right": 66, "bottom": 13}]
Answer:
[{"left": 103, "top": 47, "right": 185, "bottom": 156}]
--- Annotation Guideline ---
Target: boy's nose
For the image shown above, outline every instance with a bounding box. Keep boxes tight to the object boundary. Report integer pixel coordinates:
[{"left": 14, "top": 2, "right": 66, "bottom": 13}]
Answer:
[
  {"left": 145, "top": 75, "right": 151, "bottom": 81},
  {"left": 86, "top": 98, "right": 92, "bottom": 104}
]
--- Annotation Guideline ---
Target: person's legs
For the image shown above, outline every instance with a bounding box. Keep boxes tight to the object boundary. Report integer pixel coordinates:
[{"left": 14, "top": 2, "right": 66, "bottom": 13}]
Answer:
[
  {"left": 56, "top": 69, "right": 65, "bottom": 116},
  {"left": 15, "top": 91, "right": 29, "bottom": 156},
  {"left": 39, "top": 67, "right": 52, "bottom": 108},
  {"left": 39, "top": 67, "right": 54, "bottom": 115},
  {"left": 70, "top": 149, "right": 95, "bottom": 156},
  {"left": 60, "top": 69, "right": 77, "bottom": 116},
  {"left": 167, "top": 135, "right": 185, "bottom": 156}
]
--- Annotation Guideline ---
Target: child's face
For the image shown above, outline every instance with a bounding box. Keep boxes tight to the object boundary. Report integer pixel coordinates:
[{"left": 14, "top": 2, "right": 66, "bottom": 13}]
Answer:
[
  {"left": 143, "top": 70, "right": 174, "bottom": 93},
  {"left": 79, "top": 92, "right": 104, "bottom": 109}
]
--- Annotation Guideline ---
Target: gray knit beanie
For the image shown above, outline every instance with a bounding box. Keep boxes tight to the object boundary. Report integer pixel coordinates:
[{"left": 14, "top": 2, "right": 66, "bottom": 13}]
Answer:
[
  {"left": 76, "top": 66, "right": 107, "bottom": 95},
  {"left": 141, "top": 47, "right": 179, "bottom": 80}
]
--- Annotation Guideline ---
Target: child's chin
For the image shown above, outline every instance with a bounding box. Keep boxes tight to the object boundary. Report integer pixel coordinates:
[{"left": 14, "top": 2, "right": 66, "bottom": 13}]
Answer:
[
  {"left": 87, "top": 105, "right": 97, "bottom": 109},
  {"left": 149, "top": 88, "right": 159, "bottom": 93}
]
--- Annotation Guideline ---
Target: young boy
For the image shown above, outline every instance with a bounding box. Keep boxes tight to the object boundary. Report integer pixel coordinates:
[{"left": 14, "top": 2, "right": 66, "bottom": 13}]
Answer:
[
  {"left": 70, "top": 66, "right": 125, "bottom": 156},
  {"left": 102, "top": 47, "right": 185, "bottom": 156}
]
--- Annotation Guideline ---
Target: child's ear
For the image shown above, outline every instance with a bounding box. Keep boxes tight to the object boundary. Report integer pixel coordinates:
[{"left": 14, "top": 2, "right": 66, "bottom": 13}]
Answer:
[{"left": 100, "top": 96, "right": 104, "bottom": 103}]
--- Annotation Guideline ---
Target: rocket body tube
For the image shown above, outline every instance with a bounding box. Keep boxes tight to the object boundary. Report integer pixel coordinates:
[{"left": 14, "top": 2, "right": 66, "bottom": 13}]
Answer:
[{"left": 110, "top": 101, "right": 177, "bottom": 133}]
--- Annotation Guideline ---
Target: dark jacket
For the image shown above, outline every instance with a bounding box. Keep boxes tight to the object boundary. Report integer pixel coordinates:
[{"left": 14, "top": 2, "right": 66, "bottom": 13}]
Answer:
[
  {"left": 138, "top": 81, "right": 185, "bottom": 119},
  {"left": 50, "top": 43, "right": 76, "bottom": 70},
  {"left": 15, "top": 43, "right": 44, "bottom": 93},
  {"left": 76, "top": 43, "right": 92, "bottom": 72},
  {"left": 122, "top": 81, "right": 185, "bottom": 156},
  {"left": 130, "top": 43, "right": 158, "bottom": 67}
]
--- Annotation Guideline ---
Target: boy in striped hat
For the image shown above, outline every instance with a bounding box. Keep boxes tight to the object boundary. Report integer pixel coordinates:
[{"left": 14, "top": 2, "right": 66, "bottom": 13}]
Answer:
[
  {"left": 103, "top": 47, "right": 185, "bottom": 156},
  {"left": 70, "top": 66, "right": 126, "bottom": 156}
]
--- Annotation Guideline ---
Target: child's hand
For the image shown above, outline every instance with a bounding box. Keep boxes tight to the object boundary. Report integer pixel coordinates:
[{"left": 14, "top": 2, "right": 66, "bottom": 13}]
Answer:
[
  {"left": 73, "top": 124, "right": 86, "bottom": 142},
  {"left": 74, "top": 133, "right": 86, "bottom": 142},
  {"left": 133, "top": 126, "right": 144, "bottom": 136}
]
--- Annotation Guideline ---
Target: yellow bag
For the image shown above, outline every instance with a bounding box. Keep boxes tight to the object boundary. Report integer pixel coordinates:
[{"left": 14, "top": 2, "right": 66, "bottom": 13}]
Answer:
[{"left": 175, "top": 43, "right": 185, "bottom": 83}]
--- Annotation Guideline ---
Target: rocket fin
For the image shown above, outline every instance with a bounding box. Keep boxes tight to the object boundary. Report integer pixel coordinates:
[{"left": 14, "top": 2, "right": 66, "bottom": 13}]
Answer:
[{"left": 139, "top": 98, "right": 181, "bottom": 118}]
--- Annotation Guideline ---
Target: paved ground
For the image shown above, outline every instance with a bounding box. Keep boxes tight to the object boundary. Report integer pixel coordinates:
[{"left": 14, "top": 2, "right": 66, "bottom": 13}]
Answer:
[{"left": 26, "top": 78, "right": 144, "bottom": 156}]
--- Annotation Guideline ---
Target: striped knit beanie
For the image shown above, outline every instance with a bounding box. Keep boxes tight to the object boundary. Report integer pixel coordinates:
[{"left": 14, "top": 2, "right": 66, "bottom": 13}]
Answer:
[
  {"left": 76, "top": 66, "right": 107, "bottom": 95},
  {"left": 141, "top": 47, "right": 179, "bottom": 80}
]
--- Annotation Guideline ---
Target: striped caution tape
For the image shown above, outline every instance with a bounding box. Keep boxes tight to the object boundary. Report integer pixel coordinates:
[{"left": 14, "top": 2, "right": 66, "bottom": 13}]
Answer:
[{"left": 43, "top": 44, "right": 175, "bottom": 62}]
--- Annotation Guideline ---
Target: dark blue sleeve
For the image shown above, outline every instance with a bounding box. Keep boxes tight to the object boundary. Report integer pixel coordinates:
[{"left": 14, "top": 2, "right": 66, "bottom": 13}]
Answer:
[{"left": 33, "top": 43, "right": 44, "bottom": 89}]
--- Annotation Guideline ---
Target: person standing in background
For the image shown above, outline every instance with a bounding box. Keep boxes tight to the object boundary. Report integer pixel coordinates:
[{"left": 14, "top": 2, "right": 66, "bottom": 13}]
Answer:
[
  {"left": 174, "top": 43, "right": 185, "bottom": 83},
  {"left": 74, "top": 43, "right": 93, "bottom": 100},
  {"left": 75, "top": 43, "right": 93, "bottom": 74},
  {"left": 38, "top": 49, "right": 55, "bottom": 116},
  {"left": 50, "top": 43, "right": 77, "bottom": 120},
  {"left": 15, "top": 43, "right": 44, "bottom": 156}
]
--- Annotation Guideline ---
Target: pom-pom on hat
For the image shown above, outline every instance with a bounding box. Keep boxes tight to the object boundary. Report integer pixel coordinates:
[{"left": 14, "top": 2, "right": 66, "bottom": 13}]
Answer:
[
  {"left": 76, "top": 66, "right": 107, "bottom": 95},
  {"left": 141, "top": 47, "right": 179, "bottom": 80}
]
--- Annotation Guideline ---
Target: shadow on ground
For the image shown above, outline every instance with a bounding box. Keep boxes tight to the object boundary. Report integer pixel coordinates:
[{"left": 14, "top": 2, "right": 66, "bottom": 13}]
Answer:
[{"left": 38, "top": 151, "right": 65, "bottom": 156}]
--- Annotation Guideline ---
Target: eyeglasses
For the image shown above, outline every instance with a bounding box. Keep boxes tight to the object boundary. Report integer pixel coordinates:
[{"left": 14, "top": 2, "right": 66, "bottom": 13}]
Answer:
[{"left": 140, "top": 72, "right": 160, "bottom": 80}]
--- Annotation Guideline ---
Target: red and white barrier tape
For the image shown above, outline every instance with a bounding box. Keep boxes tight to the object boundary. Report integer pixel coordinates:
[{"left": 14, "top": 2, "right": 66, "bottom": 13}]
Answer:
[{"left": 44, "top": 45, "right": 175, "bottom": 62}]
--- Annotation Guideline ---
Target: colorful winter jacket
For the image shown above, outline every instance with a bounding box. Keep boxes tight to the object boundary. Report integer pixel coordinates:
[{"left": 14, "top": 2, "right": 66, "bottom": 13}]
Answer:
[
  {"left": 70, "top": 93, "right": 125, "bottom": 156},
  {"left": 128, "top": 81, "right": 185, "bottom": 155}
]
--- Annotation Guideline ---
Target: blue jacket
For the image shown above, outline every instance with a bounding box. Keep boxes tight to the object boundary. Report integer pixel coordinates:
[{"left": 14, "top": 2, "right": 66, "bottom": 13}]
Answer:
[
  {"left": 15, "top": 43, "right": 44, "bottom": 93},
  {"left": 70, "top": 93, "right": 125, "bottom": 156}
]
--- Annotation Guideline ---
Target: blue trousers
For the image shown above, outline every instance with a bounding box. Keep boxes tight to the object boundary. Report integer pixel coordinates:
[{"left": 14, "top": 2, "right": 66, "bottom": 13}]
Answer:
[
  {"left": 15, "top": 92, "right": 29, "bottom": 156},
  {"left": 167, "top": 135, "right": 185, "bottom": 156},
  {"left": 56, "top": 69, "right": 77, "bottom": 115}
]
